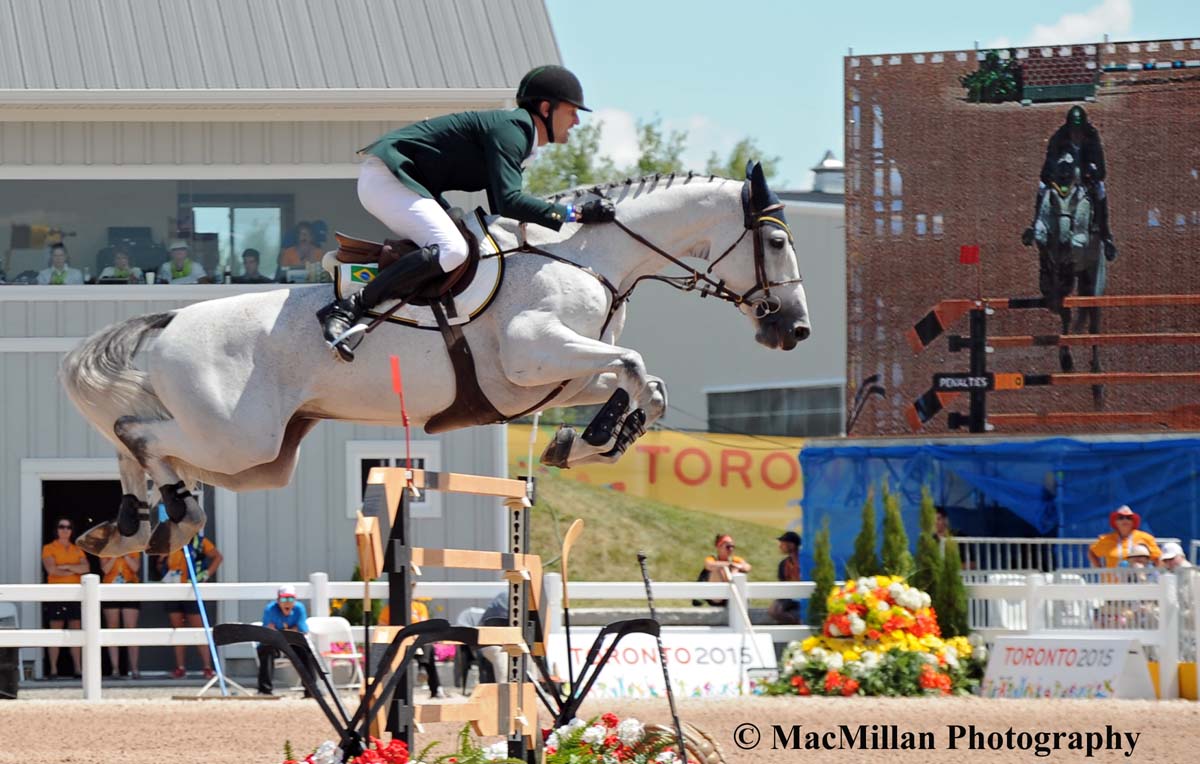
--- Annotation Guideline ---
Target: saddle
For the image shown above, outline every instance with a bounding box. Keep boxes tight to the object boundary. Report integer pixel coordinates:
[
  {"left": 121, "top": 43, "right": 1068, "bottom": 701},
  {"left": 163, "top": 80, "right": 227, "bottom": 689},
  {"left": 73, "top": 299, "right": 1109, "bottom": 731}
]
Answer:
[{"left": 332, "top": 209, "right": 481, "bottom": 305}]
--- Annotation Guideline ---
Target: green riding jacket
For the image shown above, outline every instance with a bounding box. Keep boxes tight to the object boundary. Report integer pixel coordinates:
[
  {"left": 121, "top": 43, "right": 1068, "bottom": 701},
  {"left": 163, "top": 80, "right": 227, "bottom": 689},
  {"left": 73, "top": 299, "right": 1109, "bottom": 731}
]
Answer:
[{"left": 361, "top": 108, "right": 568, "bottom": 230}]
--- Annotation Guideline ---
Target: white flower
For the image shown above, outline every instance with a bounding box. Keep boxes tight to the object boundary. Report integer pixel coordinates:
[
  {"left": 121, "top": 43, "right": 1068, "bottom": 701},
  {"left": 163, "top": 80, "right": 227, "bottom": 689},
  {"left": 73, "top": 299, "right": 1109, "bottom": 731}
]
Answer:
[
  {"left": 546, "top": 733, "right": 559, "bottom": 750},
  {"left": 483, "top": 741, "right": 511, "bottom": 761},
  {"left": 888, "top": 583, "right": 905, "bottom": 599},
  {"left": 849, "top": 615, "right": 866, "bottom": 636},
  {"left": 967, "top": 632, "right": 984, "bottom": 647},
  {"left": 861, "top": 651, "right": 881, "bottom": 670},
  {"left": 857, "top": 577, "right": 873, "bottom": 591},
  {"left": 920, "top": 592, "right": 932, "bottom": 609},
  {"left": 975, "top": 645, "right": 989, "bottom": 662},
  {"left": 808, "top": 647, "right": 826, "bottom": 662},
  {"left": 582, "top": 725, "right": 607, "bottom": 745},
  {"left": 828, "top": 622, "right": 842, "bottom": 637},
  {"left": 310, "top": 741, "right": 342, "bottom": 764},
  {"left": 617, "top": 718, "right": 645, "bottom": 745},
  {"left": 945, "top": 653, "right": 959, "bottom": 669},
  {"left": 920, "top": 652, "right": 938, "bottom": 665},
  {"left": 655, "top": 752, "right": 680, "bottom": 763},
  {"left": 827, "top": 653, "right": 844, "bottom": 671},
  {"left": 876, "top": 600, "right": 890, "bottom": 612}
]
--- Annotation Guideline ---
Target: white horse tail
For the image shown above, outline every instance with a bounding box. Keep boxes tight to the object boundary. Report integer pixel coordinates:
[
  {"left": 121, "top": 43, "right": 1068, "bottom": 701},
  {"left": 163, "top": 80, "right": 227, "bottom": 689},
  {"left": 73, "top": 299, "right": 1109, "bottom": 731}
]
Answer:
[{"left": 61, "top": 312, "right": 175, "bottom": 420}]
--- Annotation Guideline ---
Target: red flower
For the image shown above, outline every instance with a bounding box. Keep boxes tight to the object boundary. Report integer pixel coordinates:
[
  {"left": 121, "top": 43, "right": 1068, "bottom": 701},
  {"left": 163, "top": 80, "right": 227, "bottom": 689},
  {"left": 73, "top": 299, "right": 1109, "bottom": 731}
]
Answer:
[
  {"left": 866, "top": 629, "right": 882, "bottom": 640},
  {"left": 601, "top": 712, "right": 620, "bottom": 729},
  {"left": 604, "top": 735, "right": 620, "bottom": 749},
  {"left": 791, "top": 674, "right": 811, "bottom": 696},
  {"left": 824, "top": 670, "right": 845, "bottom": 694},
  {"left": 841, "top": 677, "right": 860, "bottom": 696}
]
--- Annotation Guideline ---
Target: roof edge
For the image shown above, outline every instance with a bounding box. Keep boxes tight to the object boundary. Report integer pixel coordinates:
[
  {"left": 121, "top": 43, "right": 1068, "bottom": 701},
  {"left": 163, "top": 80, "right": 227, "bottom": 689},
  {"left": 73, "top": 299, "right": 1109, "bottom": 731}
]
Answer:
[{"left": 0, "top": 88, "right": 516, "bottom": 108}]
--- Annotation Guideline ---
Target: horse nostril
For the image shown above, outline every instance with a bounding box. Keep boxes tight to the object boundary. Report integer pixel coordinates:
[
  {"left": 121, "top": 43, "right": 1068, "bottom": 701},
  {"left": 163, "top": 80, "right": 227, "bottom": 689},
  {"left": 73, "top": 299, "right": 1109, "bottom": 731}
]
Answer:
[{"left": 794, "top": 325, "right": 811, "bottom": 342}]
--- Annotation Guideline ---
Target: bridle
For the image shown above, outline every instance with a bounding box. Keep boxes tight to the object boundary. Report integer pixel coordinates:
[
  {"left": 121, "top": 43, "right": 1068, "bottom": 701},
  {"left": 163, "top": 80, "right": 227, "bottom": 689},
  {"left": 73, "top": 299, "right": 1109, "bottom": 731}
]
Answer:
[{"left": 509, "top": 177, "right": 803, "bottom": 334}]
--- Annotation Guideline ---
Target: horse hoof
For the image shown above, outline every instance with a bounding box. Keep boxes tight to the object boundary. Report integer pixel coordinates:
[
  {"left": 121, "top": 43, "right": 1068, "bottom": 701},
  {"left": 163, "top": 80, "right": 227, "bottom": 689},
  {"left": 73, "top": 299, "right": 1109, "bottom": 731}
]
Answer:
[
  {"left": 581, "top": 389, "right": 630, "bottom": 447},
  {"left": 77, "top": 520, "right": 150, "bottom": 557},
  {"left": 147, "top": 497, "right": 206, "bottom": 555},
  {"left": 540, "top": 425, "right": 576, "bottom": 469}
]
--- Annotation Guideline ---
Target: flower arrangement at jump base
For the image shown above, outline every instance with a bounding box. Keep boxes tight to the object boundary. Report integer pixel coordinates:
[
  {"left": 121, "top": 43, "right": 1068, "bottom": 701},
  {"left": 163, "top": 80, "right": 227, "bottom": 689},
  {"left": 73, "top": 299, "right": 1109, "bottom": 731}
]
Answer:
[
  {"left": 282, "top": 716, "right": 705, "bottom": 764},
  {"left": 764, "top": 576, "right": 986, "bottom": 697}
]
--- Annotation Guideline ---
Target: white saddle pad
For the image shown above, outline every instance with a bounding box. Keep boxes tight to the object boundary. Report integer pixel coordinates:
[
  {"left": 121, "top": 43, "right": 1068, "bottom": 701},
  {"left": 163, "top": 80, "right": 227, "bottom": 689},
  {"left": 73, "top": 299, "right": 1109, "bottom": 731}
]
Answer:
[{"left": 322, "top": 209, "right": 503, "bottom": 329}]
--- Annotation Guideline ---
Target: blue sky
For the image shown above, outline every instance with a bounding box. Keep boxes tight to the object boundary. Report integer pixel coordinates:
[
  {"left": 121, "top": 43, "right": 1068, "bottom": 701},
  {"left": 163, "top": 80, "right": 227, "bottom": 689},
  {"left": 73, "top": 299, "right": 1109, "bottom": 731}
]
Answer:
[{"left": 546, "top": 0, "right": 1192, "bottom": 188}]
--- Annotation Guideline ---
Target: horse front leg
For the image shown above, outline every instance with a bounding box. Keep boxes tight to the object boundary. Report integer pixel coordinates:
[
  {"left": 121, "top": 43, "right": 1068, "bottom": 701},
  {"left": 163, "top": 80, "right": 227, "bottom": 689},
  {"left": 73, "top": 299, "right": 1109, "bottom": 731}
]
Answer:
[
  {"left": 498, "top": 320, "right": 655, "bottom": 468},
  {"left": 551, "top": 373, "right": 669, "bottom": 466}
]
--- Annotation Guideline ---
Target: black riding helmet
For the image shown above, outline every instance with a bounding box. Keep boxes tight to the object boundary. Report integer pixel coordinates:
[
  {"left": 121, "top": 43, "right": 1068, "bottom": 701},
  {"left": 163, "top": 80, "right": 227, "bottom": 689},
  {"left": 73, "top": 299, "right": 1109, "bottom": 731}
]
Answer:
[
  {"left": 1066, "top": 105, "right": 1088, "bottom": 127},
  {"left": 516, "top": 65, "right": 591, "bottom": 144}
]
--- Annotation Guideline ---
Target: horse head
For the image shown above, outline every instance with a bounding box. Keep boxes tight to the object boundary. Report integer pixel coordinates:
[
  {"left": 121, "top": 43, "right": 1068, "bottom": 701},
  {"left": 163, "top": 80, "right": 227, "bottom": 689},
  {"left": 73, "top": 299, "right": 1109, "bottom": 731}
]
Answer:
[{"left": 707, "top": 161, "right": 811, "bottom": 350}]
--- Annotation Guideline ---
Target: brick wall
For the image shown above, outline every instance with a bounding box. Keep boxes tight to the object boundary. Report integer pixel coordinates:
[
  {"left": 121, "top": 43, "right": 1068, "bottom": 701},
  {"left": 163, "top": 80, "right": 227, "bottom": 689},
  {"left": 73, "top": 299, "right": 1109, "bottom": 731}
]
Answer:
[{"left": 846, "top": 39, "right": 1200, "bottom": 436}]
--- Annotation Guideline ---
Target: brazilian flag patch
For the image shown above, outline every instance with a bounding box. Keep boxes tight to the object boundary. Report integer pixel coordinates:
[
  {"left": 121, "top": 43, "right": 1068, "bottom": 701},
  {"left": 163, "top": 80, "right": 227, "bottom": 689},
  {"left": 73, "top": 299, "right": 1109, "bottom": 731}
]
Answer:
[{"left": 350, "top": 265, "right": 378, "bottom": 284}]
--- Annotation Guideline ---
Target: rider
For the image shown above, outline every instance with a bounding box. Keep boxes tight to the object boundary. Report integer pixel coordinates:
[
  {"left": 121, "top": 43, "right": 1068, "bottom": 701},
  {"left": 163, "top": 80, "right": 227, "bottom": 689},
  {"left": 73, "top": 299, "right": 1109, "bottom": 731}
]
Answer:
[
  {"left": 1023, "top": 105, "right": 1117, "bottom": 261},
  {"left": 318, "top": 65, "right": 617, "bottom": 361}
]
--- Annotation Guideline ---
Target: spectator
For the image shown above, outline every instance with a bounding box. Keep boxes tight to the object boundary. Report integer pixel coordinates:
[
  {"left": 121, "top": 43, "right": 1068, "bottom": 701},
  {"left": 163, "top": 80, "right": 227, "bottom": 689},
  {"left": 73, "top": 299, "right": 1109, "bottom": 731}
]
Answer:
[
  {"left": 156, "top": 241, "right": 209, "bottom": 285},
  {"left": 41, "top": 517, "right": 89, "bottom": 678},
  {"left": 378, "top": 597, "right": 445, "bottom": 697},
  {"left": 232, "top": 249, "right": 274, "bottom": 284},
  {"left": 37, "top": 244, "right": 84, "bottom": 285},
  {"left": 100, "top": 552, "right": 143, "bottom": 678},
  {"left": 279, "top": 222, "right": 323, "bottom": 268},
  {"left": 159, "top": 531, "right": 222, "bottom": 678},
  {"left": 98, "top": 248, "right": 144, "bottom": 284},
  {"left": 475, "top": 590, "right": 509, "bottom": 684},
  {"left": 1159, "top": 542, "right": 1193, "bottom": 570},
  {"left": 695, "top": 534, "right": 751, "bottom": 607},
  {"left": 256, "top": 585, "right": 308, "bottom": 695},
  {"left": 1088, "top": 505, "right": 1161, "bottom": 568},
  {"left": 768, "top": 531, "right": 802, "bottom": 625}
]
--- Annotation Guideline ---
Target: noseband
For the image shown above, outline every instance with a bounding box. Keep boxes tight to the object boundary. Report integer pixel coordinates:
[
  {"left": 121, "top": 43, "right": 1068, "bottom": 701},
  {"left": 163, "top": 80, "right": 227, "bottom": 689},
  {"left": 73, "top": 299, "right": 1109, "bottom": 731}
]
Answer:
[{"left": 609, "top": 178, "right": 802, "bottom": 318}]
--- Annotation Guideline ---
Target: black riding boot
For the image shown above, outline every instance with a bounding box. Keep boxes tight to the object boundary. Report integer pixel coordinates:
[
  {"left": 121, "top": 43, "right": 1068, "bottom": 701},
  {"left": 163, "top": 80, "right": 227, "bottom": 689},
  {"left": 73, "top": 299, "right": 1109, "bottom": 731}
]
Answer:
[{"left": 317, "top": 245, "right": 444, "bottom": 362}]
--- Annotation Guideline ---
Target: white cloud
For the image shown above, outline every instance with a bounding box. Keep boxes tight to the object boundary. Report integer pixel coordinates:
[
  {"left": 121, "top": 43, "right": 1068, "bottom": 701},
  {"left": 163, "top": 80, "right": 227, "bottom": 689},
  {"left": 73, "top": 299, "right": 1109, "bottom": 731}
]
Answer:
[
  {"left": 989, "top": 0, "right": 1133, "bottom": 49},
  {"left": 592, "top": 108, "right": 639, "bottom": 169},
  {"left": 590, "top": 108, "right": 746, "bottom": 175}
]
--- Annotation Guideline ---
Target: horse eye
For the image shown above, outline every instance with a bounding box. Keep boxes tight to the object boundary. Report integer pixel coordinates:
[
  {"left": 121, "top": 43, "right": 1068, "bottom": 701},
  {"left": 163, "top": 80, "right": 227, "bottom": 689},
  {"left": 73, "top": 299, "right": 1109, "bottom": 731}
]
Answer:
[{"left": 769, "top": 233, "right": 786, "bottom": 250}]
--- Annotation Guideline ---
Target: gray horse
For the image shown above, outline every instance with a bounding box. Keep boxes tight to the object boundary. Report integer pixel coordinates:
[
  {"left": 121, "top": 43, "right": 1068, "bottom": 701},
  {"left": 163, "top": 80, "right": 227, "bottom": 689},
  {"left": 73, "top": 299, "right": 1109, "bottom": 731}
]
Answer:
[
  {"left": 62, "top": 163, "right": 810, "bottom": 557},
  {"left": 1031, "top": 154, "right": 1107, "bottom": 405}
]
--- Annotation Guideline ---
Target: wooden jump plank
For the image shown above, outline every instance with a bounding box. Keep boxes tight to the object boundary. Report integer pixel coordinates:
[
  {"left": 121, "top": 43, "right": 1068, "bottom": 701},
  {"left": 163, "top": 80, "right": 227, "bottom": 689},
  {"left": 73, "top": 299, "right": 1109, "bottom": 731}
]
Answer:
[
  {"left": 988, "top": 332, "right": 1200, "bottom": 349},
  {"left": 414, "top": 683, "right": 538, "bottom": 739},
  {"left": 989, "top": 405, "right": 1200, "bottom": 428},
  {"left": 909, "top": 294, "right": 1200, "bottom": 353},
  {"left": 368, "top": 467, "right": 528, "bottom": 501},
  {"left": 371, "top": 624, "right": 526, "bottom": 648},
  {"left": 1038, "top": 371, "right": 1200, "bottom": 386}
]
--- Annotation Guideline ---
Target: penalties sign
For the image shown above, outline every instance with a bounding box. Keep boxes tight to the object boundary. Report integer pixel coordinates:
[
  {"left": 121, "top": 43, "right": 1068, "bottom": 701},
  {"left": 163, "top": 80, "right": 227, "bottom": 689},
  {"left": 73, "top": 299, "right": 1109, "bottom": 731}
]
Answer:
[{"left": 981, "top": 636, "right": 1155, "bottom": 699}]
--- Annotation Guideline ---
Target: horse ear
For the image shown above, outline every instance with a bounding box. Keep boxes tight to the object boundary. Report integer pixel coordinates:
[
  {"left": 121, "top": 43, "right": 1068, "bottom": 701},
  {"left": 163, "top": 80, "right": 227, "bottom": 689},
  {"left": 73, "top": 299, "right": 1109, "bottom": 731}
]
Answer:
[
  {"left": 749, "top": 161, "right": 770, "bottom": 208},
  {"left": 744, "top": 160, "right": 758, "bottom": 180}
]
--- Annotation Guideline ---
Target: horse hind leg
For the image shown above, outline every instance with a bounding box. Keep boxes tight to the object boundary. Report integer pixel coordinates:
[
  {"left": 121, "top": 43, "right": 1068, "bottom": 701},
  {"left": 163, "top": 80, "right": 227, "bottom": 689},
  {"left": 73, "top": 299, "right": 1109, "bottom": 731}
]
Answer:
[
  {"left": 76, "top": 452, "right": 153, "bottom": 557},
  {"left": 112, "top": 416, "right": 208, "bottom": 556}
]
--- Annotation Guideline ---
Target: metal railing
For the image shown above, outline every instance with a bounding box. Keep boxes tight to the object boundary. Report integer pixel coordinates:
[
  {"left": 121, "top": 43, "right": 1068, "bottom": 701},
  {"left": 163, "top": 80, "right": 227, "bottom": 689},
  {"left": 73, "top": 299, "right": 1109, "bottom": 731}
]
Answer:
[{"left": 955, "top": 536, "right": 1184, "bottom": 572}]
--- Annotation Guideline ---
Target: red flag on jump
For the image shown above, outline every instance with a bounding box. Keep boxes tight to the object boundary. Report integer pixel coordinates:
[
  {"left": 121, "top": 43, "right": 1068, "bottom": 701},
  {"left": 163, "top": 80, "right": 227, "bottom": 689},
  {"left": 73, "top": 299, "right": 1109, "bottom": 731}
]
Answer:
[{"left": 959, "top": 244, "right": 980, "bottom": 265}]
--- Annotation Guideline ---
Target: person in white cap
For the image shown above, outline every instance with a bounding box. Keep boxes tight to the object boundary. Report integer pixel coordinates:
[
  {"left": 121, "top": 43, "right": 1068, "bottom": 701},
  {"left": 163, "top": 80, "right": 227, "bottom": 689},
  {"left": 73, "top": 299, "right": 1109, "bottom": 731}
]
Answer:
[
  {"left": 156, "top": 240, "right": 208, "bottom": 285},
  {"left": 1159, "top": 542, "right": 1193, "bottom": 571},
  {"left": 257, "top": 585, "right": 308, "bottom": 695}
]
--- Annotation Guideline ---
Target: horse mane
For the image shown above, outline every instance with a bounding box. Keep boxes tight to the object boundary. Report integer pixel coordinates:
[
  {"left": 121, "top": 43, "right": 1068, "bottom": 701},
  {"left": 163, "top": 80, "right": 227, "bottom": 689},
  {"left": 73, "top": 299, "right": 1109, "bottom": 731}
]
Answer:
[{"left": 545, "top": 171, "right": 737, "bottom": 205}]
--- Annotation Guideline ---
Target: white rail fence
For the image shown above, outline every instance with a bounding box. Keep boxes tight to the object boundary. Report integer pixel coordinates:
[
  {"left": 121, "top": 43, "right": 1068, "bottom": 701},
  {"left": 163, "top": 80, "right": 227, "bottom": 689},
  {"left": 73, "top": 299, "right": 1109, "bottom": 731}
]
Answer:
[
  {"left": 0, "top": 571, "right": 1196, "bottom": 700},
  {"left": 955, "top": 536, "right": 1184, "bottom": 572}
]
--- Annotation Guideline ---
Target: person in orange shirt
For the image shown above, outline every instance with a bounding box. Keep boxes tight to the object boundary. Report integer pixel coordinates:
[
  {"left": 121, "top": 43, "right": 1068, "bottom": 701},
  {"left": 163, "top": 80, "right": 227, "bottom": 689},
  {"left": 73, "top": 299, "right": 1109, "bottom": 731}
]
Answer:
[
  {"left": 1088, "top": 505, "right": 1161, "bottom": 568},
  {"left": 696, "top": 534, "right": 752, "bottom": 607},
  {"left": 41, "top": 517, "right": 90, "bottom": 678},
  {"left": 278, "top": 221, "right": 323, "bottom": 269},
  {"left": 158, "top": 533, "right": 222, "bottom": 679},
  {"left": 100, "top": 552, "right": 143, "bottom": 679}
]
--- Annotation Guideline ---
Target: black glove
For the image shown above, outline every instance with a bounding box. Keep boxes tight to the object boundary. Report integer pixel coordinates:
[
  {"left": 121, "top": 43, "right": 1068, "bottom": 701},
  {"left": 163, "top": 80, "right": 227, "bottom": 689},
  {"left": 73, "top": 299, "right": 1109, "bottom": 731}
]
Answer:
[
  {"left": 1021, "top": 227, "right": 1035, "bottom": 247},
  {"left": 577, "top": 198, "right": 616, "bottom": 224}
]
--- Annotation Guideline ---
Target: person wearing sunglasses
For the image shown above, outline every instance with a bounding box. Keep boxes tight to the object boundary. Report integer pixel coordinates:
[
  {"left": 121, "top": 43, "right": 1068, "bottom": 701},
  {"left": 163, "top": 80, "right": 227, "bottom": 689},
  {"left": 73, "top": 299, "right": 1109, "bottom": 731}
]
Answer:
[
  {"left": 257, "top": 585, "right": 309, "bottom": 695},
  {"left": 41, "top": 518, "right": 90, "bottom": 678},
  {"left": 694, "top": 534, "right": 753, "bottom": 607}
]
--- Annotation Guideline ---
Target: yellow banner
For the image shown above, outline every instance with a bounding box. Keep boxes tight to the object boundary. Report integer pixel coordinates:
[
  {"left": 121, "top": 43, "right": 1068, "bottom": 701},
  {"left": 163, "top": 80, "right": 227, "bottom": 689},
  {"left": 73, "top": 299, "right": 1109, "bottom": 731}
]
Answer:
[{"left": 508, "top": 425, "right": 804, "bottom": 530}]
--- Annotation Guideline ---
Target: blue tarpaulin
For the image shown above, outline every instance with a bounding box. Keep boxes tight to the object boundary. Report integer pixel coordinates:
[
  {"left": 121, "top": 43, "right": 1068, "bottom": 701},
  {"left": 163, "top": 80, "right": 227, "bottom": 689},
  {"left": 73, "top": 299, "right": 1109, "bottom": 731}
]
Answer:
[{"left": 798, "top": 438, "right": 1200, "bottom": 575}]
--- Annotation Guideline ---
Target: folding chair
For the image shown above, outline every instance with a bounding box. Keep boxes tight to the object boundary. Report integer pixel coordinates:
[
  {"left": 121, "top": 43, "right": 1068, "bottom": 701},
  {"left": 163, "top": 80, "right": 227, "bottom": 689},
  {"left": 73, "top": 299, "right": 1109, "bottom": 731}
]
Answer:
[{"left": 305, "top": 616, "right": 365, "bottom": 689}]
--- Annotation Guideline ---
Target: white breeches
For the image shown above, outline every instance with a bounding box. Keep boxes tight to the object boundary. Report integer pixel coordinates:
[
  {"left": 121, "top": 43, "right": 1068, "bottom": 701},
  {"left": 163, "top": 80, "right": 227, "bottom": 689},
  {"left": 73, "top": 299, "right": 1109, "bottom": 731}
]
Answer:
[{"left": 357, "top": 155, "right": 469, "bottom": 272}]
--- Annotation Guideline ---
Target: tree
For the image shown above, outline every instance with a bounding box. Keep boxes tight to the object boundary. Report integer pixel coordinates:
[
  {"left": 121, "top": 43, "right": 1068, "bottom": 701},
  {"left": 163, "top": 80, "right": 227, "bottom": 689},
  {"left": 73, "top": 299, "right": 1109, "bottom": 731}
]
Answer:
[
  {"left": 705, "top": 137, "right": 781, "bottom": 181},
  {"left": 630, "top": 117, "right": 687, "bottom": 176},
  {"left": 846, "top": 488, "right": 880, "bottom": 579},
  {"left": 880, "top": 479, "right": 914, "bottom": 578},
  {"left": 807, "top": 518, "right": 836, "bottom": 628},
  {"left": 524, "top": 121, "right": 617, "bottom": 196},
  {"left": 911, "top": 487, "right": 941, "bottom": 594},
  {"left": 938, "top": 537, "right": 970, "bottom": 637}
]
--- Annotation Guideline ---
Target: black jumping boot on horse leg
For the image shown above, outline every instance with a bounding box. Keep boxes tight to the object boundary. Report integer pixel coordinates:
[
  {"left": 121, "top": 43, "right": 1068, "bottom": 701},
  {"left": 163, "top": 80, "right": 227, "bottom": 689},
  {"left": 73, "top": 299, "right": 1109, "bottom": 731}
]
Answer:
[{"left": 317, "top": 244, "right": 444, "bottom": 362}]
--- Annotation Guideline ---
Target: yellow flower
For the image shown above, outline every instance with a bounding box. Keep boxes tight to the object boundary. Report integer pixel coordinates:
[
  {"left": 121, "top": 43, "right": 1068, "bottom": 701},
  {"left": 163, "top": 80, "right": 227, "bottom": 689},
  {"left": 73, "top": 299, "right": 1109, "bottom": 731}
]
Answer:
[
  {"left": 843, "top": 649, "right": 861, "bottom": 662},
  {"left": 801, "top": 636, "right": 820, "bottom": 651}
]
